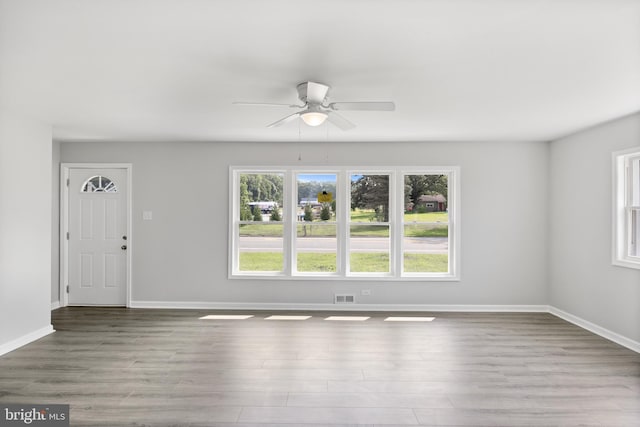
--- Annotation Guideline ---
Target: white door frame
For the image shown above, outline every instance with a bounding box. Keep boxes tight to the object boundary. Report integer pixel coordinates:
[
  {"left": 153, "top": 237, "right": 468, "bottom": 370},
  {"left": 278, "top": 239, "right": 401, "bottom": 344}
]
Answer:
[{"left": 60, "top": 163, "right": 133, "bottom": 307}]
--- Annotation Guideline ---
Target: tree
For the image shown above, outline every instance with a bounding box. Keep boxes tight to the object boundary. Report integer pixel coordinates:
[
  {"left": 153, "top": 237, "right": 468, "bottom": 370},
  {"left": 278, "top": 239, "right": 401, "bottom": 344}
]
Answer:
[
  {"left": 297, "top": 181, "right": 336, "bottom": 204},
  {"left": 404, "top": 174, "right": 447, "bottom": 210},
  {"left": 350, "top": 175, "right": 390, "bottom": 221},
  {"left": 269, "top": 206, "right": 281, "bottom": 221},
  {"left": 244, "top": 174, "right": 284, "bottom": 206},
  {"left": 252, "top": 205, "right": 263, "bottom": 222},
  {"left": 303, "top": 204, "right": 313, "bottom": 222},
  {"left": 320, "top": 203, "right": 331, "bottom": 220},
  {"left": 239, "top": 176, "right": 252, "bottom": 221}
]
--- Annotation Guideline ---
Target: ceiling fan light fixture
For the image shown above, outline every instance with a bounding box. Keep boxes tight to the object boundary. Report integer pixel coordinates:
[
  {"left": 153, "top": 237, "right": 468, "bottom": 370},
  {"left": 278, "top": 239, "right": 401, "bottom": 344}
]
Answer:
[{"left": 300, "top": 111, "right": 328, "bottom": 126}]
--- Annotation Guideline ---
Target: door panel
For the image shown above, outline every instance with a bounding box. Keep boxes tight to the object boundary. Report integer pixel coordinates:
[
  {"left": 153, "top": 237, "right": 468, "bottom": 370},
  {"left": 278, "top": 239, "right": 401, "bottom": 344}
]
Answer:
[{"left": 68, "top": 168, "right": 128, "bottom": 305}]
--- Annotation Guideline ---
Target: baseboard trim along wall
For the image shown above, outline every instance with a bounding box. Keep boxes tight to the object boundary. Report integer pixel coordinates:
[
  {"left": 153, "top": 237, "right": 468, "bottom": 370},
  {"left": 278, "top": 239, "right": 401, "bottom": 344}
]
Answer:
[
  {"left": 129, "top": 301, "right": 639, "bottom": 353},
  {"left": 51, "top": 301, "right": 61, "bottom": 310},
  {"left": 129, "top": 300, "right": 550, "bottom": 313},
  {"left": 0, "top": 325, "right": 55, "bottom": 357},
  {"left": 40, "top": 302, "right": 639, "bottom": 354},
  {"left": 549, "top": 306, "right": 640, "bottom": 354}
]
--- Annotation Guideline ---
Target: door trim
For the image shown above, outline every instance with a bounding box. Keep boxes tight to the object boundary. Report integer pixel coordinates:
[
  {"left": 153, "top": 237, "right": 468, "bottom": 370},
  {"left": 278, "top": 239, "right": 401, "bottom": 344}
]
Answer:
[{"left": 60, "top": 163, "right": 133, "bottom": 307}]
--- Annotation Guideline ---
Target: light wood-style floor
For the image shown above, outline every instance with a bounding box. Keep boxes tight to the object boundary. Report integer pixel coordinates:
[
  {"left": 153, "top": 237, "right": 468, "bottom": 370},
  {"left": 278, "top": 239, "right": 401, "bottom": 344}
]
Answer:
[{"left": 0, "top": 308, "right": 638, "bottom": 426}]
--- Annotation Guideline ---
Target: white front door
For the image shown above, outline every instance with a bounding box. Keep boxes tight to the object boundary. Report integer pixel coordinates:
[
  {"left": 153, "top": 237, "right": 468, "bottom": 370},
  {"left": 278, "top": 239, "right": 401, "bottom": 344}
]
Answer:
[{"left": 67, "top": 168, "right": 128, "bottom": 305}]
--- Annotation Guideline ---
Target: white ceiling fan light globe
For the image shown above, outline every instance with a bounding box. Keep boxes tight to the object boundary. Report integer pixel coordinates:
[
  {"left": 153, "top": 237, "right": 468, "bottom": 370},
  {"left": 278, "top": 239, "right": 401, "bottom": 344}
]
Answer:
[{"left": 300, "top": 111, "right": 328, "bottom": 126}]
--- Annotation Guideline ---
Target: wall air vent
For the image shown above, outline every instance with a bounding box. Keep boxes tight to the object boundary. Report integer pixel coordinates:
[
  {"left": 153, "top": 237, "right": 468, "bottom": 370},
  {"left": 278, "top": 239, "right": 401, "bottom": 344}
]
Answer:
[{"left": 334, "top": 294, "right": 356, "bottom": 304}]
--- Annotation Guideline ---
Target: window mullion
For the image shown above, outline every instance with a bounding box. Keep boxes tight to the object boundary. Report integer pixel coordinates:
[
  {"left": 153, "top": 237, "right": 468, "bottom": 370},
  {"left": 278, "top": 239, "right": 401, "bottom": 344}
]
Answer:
[
  {"left": 341, "top": 171, "right": 350, "bottom": 276},
  {"left": 395, "top": 172, "right": 405, "bottom": 277},
  {"left": 287, "top": 171, "right": 297, "bottom": 275}
]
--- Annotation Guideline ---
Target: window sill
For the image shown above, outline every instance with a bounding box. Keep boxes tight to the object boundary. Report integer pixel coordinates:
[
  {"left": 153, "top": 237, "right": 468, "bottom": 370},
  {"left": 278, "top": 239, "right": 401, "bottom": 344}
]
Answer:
[
  {"left": 229, "top": 273, "right": 460, "bottom": 282},
  {"left": 612, "top": 258, "right": 640, "bottom": 270}
]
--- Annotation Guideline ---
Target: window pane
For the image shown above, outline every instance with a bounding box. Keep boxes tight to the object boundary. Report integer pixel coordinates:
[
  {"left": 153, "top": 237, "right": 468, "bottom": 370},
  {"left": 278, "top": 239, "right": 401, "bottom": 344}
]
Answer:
[
  {"left": 632, "top": 158, "right": 640, "bottom": 207},
  {"left": 239, "top": 173, "right": 284, "bottom": 221},
  {"left": 296, "top": 223, "right": 336, "bottom": 272},
  {"left": 632, "top": 209, "right": 639, "bottom": 257},
  {"left": 297, "top": 173, "right": 337, "bottom": 221},
  {"left": 350, "top": 174, "right": 389, "bottom": 222},
  {"left": 403, "top": 224, "right": 449, "bottom": 273},
  {"left": 82, "top": 175, "right": 118, "bottom": 193},
  {"left": 350, "top": 225, "right": 390, "bottom": 273},
  {"left": 239, "top": 224, "right": 283, "bottom": 272},
  {"left": 404, "top": 174, "right": 448, "bottom": 217},
  {"left": 403, "top": 174, "right": 449, "bottom": 274}
]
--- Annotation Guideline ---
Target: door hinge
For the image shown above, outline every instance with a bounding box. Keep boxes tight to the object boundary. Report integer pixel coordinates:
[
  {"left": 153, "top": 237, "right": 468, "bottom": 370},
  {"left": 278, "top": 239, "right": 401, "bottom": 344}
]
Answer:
[
  {"left": 66, "top": 178, "right": 70, "bottom": 187},
  {"left": 66, "top": 232, "right": 69, "bottom": 240},
  {"left": 66, "top": 285, "right": 69, "bottom": 293}
]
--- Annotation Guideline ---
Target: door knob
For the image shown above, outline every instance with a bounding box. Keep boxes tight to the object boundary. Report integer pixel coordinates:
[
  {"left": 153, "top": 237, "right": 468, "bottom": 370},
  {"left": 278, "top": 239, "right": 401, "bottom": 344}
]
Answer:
[{"left": 121, "top": 245, "right": 127, "bottom": 250}]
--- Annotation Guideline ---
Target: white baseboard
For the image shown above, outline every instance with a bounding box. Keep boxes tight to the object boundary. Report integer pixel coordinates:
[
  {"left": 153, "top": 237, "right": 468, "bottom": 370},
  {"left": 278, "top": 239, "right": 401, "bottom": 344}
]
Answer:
[
  {"left": 51, "top": 301, "right": 61, "bottom": 310},
  {"left": 130, "top": 301, "right": 638, "bottom": 353},
  {"left": 0, "top": 325, "right": 55, "bottom": 357},
  {"left": 549, "top": 306, "right": 640, "bottom": 354},
  {"left": 130, "top": 300, "right": 549, "bottom": 313}
]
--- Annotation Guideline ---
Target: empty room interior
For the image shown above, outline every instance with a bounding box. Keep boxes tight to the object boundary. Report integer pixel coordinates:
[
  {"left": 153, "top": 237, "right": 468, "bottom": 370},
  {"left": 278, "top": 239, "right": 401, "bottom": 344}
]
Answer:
[{"left": 1, "top": 0, "right": 639, "bottom": 426}]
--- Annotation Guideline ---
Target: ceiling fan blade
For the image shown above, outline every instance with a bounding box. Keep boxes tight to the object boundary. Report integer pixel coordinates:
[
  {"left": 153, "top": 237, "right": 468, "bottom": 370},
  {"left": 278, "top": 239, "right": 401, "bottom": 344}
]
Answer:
[
  {"left": 267, "top": 112, "right": 301, "bottom": 128},
  {"left": 327, "top": 111, "right": 356, "bottom": 131},
  {"left": 328, "top": 101, "right": 396, "bottom": 111},
  {"left": 233, "top": 102, "right": 300, "bottom": 108},
  {"left": 306, "top": 82, "right": 330, "bottom": 104}
]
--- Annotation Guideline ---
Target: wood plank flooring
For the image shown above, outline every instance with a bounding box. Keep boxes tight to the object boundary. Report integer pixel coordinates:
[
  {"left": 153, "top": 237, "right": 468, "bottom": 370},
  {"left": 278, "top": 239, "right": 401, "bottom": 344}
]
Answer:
[{"left": 0, "top": 308, "right": 638, "bottom": 426}]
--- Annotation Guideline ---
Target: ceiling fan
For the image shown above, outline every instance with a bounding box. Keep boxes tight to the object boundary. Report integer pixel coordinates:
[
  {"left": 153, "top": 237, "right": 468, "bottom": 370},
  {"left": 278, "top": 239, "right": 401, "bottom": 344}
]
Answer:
[{"left": 233, "top": 81, "right": 395, "bottom": 130}]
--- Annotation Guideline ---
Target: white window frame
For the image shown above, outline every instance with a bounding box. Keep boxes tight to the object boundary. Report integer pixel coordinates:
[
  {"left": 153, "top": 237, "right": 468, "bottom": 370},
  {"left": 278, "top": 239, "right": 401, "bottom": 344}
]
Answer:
[
  {"left": 229, "top": 166, "right": 460, "bottom": 281},
  {"left": 612, "top": 147, "right": 640, "bottom": 269},
  {"left": 346, "top": 170, "right": 394, "bottom": 278}
]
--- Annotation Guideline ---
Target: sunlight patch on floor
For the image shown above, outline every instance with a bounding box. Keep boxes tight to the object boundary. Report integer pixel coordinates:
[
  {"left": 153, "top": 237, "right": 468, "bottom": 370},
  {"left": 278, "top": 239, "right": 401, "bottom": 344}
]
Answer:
[
  {"left": 384, "top": 316, "right": 435, "bottom": 322},
  {"left": 199, "top": 315, "right": 254, "bottom": 320},
  {"left": 265, "top": 315, "right": 312, "bottom": 320}
]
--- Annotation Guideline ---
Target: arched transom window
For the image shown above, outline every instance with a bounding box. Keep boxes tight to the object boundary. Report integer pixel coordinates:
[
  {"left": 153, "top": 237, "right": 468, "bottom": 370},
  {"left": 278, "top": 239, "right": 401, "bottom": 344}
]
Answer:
[{"left": 81, "top": 176, "right": 118, "bottom": 193}]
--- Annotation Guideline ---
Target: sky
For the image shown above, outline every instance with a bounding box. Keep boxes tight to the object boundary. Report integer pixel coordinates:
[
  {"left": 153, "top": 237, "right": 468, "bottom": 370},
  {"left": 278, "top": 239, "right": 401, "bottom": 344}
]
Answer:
[
  {"left": 297, "top": 173, "right": 368, "bottom": 182},
  {"left": 297, "top": 174, "right": 337, "bottom": 183}
]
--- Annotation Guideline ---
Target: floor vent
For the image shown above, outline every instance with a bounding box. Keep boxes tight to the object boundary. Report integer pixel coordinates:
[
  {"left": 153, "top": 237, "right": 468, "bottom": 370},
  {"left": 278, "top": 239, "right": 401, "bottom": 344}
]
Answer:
[{"left": 334, "top": 294, "right": 356, "bottom": 304}]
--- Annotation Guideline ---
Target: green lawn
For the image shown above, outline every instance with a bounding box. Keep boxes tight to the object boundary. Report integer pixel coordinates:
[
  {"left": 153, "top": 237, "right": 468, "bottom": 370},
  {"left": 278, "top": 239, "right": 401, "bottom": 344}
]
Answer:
[
  {"left": 240, "top": 216, "right": 448, "bottom": 238},
  {"left": 239, "top": 252, "right": 283, "bottom": 271},
  {"left": 297, "top": 224, "right": 336, "bottom": 237},
  {"left": 350, "top": 210, "right": 380, "bottom": 222},
  {"left": 350, "top": 252, "right": 389, "bottom": 272},
  {"left": 350, "top": 209, "right": 449, "bottom": 223},
  {"left": 403, "top": 253, "right": 448, "bottom": 272},
  {"left": 239, "top": 224, "right": 283, "bottom": 237},
  {"left": 297, "top": 253, "right": 336, "bottom": 272},
  {"left": 404, "top": 223, "right": 448, "bottom": 238},
  {"left": 238, "top": 252, "right": 339, "bottom": 272},
  {"left": 404, "top": 211, "right": 449, "bottom": 222},
  {"left": 239, "top": 251, "right": 448, "bottom": 273},
  {"left": 350, "top": 225, "right": 389, "bottom": 237}
]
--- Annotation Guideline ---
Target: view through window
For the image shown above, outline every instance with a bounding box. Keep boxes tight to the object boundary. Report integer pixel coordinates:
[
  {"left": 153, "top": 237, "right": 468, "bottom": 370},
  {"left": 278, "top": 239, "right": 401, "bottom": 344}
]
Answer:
[{"left": 231, "top": 167, "right": 458, "bottom": 280}]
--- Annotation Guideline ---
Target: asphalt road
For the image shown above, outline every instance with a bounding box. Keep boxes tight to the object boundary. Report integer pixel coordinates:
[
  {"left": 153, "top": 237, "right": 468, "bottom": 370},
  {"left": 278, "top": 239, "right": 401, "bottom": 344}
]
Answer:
[{"left": 239, "top": 236, "right": 448, "bottom": 253}]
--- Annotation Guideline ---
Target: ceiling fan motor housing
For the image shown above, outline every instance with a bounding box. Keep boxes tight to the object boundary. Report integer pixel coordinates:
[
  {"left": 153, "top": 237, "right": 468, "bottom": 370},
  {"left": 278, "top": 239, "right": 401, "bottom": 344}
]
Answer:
[{"left": 296, "top": 81, "right": 330, "bottom": 105}]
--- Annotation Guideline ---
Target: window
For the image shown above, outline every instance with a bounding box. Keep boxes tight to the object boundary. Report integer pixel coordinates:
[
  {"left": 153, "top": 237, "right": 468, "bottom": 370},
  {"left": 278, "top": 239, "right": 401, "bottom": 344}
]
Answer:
[
  {"left": 613, "top": 148, "right": 640, "bottom": 269},
  {"left": 230, "top": 167, "right": 459, "bottom": 280},
  {"left": 236, "top": 173, "right": 284, "bottom": 272},
  {"left": 296, "top": 173, "right": 338, "bottom": 274},
  {"left": 82, "top": 175, "right": 117, "bottom": 193},
  {"left": 403, "top": 173, "right": 450, "bottom": 274},
  {"left": 349, "top": 173, "right": 391, "bottom": 274}
]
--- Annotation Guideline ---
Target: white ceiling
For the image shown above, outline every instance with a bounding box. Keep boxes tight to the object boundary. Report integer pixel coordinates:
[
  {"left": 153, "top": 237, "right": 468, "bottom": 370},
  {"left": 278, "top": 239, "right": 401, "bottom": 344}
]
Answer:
[{"left": 1, "top": 0, "right": 639, "bottom": 142}]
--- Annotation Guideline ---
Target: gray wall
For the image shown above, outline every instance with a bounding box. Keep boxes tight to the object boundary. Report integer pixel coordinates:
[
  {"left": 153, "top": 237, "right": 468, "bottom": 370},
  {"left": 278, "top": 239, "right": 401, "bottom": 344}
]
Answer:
[
  {"left": 549, "top": 113, "right": 640, "bottom": 343},
  {"left": 60, "top": 140, "right": 549, "bottom": 307},
  {"left": 0, "top": 109, "right": 52, "bottom": 351}
]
